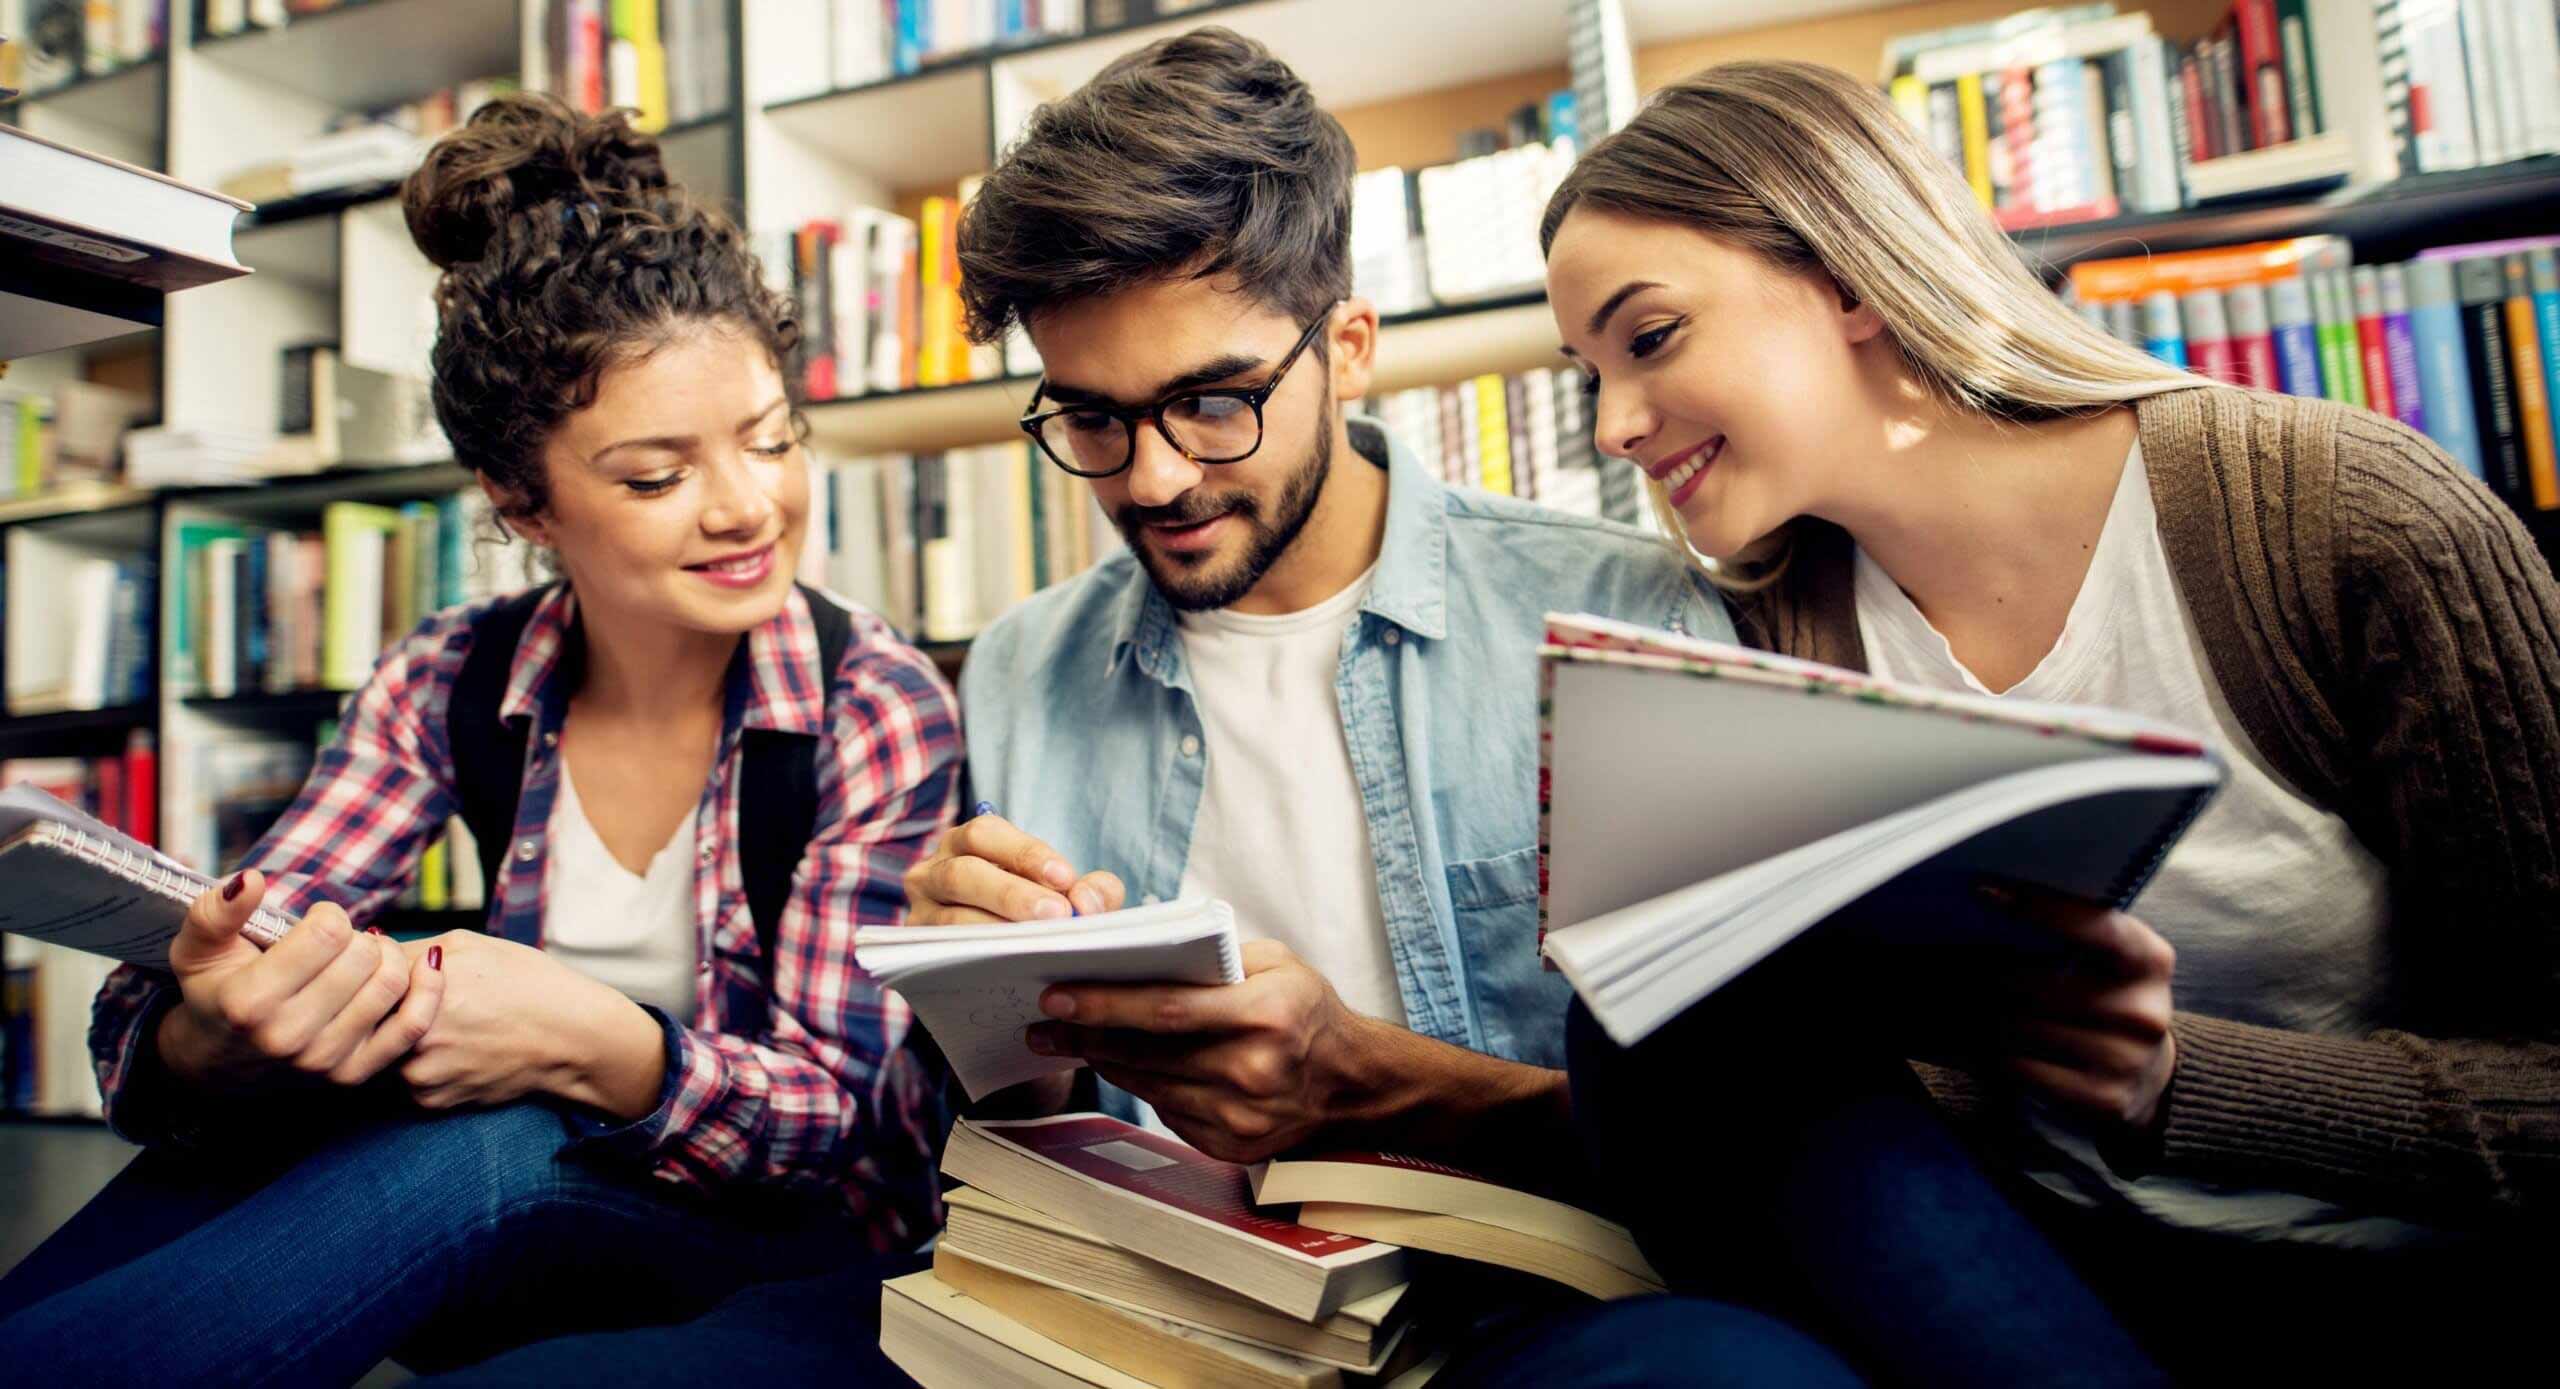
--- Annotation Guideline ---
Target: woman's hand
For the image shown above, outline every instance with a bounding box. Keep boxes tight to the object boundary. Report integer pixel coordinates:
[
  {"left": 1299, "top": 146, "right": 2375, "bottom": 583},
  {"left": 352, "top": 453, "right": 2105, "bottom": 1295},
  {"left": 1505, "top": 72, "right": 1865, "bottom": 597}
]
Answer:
[
  {"left": 395, "top": 931, "right": 668, "bottom": 1119},
  {"left": 1977, "top": 882, "right": 2180, "bottom": 1138},
  {"left": 156, "top": 870, "right": 445, "bottom": 1094}
]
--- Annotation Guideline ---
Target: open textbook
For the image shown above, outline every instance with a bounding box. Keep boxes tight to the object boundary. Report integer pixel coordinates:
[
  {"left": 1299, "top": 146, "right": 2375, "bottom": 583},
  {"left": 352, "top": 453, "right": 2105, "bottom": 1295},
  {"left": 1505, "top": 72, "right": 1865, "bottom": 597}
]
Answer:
[
  {"left": 855, "top": 897, "right": 1243, "bottom": 1101},
  {"left": 0, "top": 784, "right": 295, "bottom": 969},
  {"left": 1537, "top": 614, "right": 2224, "bottom": 1048}
]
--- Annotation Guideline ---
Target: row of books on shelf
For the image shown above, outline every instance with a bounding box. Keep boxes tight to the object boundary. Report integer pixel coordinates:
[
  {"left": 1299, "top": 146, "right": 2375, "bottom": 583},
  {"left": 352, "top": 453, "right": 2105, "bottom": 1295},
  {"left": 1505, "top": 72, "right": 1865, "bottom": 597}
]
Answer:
[
  {"left": 170, "top": 491, "right": 535, "bottom": 700},
  {"left": 1353, "top": 99, "right": 1581, "bottom": 316},
  {"left": 5, "top": 555, "right": 155, "bottom": 716},
  {"left": 1, "top": 743, "right": 154, "bottom": 1117},
  {"left": 2071, "top": 234, "right": 2560, "bottom": 518},
  {"left": 884, "top": 1113, "right": 1666, "bottom": 1387},
  {"left": 0, "top": 379, "right": 150, "bottom": 499},
  {"left": 769, "top": 0, "right": 1225, "bottom": 96},
  {"left": 200, "top": 0, "right": 363, "bottom": 39},
  {"left": 1888, "top": 3, "right": 2351, "bottom": 226},
  {"left": 803, "top": 443, "right": 1119, "bottom": 644},
  {"left": 2375, "top": 0, "right": 2560, "bottom": 174},
  {"left": 772, "top": 192, "right": 1015, "bottom": 401},
  {"left": 217, "top": 75, "right": 521, "bottom": 207},
  {"left": 0, "top": 0, "right": 162, "bottom": 95},
  {"left": 542, "top": 0, "right": 732, "bottom": 134},
  {"left": 1370, "top": 365, "right": 1650, "bottom": 532}
]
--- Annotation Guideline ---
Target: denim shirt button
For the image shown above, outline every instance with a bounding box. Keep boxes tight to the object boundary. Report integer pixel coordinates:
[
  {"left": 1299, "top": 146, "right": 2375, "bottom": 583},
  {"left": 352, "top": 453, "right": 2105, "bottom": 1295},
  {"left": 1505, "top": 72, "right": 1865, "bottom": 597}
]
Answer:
[
  {"left": 515, "top": 838, "right": 538, "bottom": 862},
  {"left": 1179, "top": 734, "right": 1201, "bottom": 758},
  {"left": 1382, "top": 628, "right": 1400, "bottom": 646}
]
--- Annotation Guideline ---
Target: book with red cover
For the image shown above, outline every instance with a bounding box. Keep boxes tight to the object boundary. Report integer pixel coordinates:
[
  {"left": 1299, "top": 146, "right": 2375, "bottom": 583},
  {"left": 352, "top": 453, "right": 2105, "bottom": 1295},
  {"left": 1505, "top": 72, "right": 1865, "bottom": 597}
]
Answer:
[
  {"left": 2233, "top": 0, "right": 2292, "bottom": 149},
  {"left": 942, "top": 1115, "right": 1407, "bottom": 1322}
]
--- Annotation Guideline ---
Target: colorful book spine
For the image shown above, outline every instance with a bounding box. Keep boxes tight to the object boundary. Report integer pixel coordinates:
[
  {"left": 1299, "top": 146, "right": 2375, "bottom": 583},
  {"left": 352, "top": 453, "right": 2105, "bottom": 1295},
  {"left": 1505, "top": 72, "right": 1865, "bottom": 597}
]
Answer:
[
  {"left": 2350, "top": 267, "right": 2398, "bottom": 421},
  {"left": 2504, "top": 254, "right": 2560, "bottom": 510},
  {"left": 2226, "top": 283, "right": 2280, "bottom": 391},
  {"left": 1956, "top": 73, "right": 1993, "bottom": 208},
  {"left": 2141, "top": 291, "right": 2187, "bottom": 368},
  {"left": 2405, "top": 258, "right": 2484, "bottom": 479},
  {"left": 2455, "top": 256, "right": 2527, "bottom": 505},
  {"left": 2269, "top": 275, "right": 2325, "bottom": 398},
  {"left": 2378, "top": 264, "right": 2427, "bottom": 435},
  {"left": 2275, "top": 0, "right": 2322, "bottom": 139},
  {"left": 2182, "top": 289, "right": 2238, "bottom": 384},
  {"left": 2536, "top": 249, "right": 2560, "bottom": 488},
  {"left": 1474, "top": 374, "right": 1514, "bottom": 497}
]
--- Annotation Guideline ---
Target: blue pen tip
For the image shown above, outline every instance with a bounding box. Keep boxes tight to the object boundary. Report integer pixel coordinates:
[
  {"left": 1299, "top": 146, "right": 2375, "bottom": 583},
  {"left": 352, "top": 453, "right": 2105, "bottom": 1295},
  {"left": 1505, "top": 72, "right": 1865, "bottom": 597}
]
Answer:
[{"left": 970, "top": 801, "right": 999, "bottom": 821}]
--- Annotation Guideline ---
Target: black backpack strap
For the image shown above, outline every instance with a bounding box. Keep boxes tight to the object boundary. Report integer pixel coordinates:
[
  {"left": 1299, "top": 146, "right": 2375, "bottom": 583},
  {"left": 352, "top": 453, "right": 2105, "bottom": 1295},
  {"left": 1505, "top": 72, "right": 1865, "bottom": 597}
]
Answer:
[
  {"left": 736, "top": 585, "right": 856, "bottom": 990},
  {"left": 447, "top": 586, "right": 556, "bottom": 916}
]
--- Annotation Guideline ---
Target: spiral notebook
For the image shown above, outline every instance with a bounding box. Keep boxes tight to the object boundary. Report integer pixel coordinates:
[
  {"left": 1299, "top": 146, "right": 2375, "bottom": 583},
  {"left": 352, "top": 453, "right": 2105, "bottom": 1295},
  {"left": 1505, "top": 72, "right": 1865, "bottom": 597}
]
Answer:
[
  {"left": 1536, "top": 614, "right": 2225, "bottom": 1047},
  {"left": 0, "top": 784, "right": 296, "bottom": 970},
  {"left": 856, "top": 897, "right": 1243, "bottom": 1101}
]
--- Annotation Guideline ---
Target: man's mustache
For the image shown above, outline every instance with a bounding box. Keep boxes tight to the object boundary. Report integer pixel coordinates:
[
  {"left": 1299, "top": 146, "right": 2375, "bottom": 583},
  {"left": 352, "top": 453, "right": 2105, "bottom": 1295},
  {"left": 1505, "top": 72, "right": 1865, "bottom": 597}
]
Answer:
[{"left": 1115, "top": 493, "right": 1257, "bottom": 529}]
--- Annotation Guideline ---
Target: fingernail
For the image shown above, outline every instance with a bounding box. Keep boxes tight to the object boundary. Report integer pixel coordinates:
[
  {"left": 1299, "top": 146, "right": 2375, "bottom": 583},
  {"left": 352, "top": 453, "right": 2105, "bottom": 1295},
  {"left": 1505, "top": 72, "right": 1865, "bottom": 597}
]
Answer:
[
  {"left": 428, "top": 946, "right": 443, "bottom": 971},
  {"left": 367, "top": 927, "right": 384, "bottom": 937},
  {"left": 1024, "top": 1025, "right": 1056, "bottom": 1056},
  {"left": 1040, "top": 990, "right": 1075, "bottom": 1020},
  {"left": 1031, "top": 897, "right": 1069, "bottom": 920},
  {"left": 1070, "top": 886, "right": 1101, "bottom": 916},
  {"left": 222, "top": 873, "right": 245, "bottom": 901},
  {"left": 1041, "top": 860, "right": 1074, "bottom": 890}
]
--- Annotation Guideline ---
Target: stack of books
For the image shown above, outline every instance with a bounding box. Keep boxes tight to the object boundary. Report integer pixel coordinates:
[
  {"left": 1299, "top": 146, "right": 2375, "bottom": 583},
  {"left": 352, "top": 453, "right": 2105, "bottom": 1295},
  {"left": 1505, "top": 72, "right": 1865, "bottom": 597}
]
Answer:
[
  {"left": 217, "top": 77, "right": 520, "bottom": 207},
  {"left": 1369, "top": 367, "right": 1652, "bottom": 530},
  {"left": 2072, "top": 235, "right": 2560, "bottom": 520},
  {"left": 890, "top": 1114, "right": 1422, "bottom": 1389},
  {"left": 770, "top": 191, "right": 999, "bottom": 403},
  {"left": 1353, "top": 93, "right": 1580, "bottom": 315},
  {"left": 5, "top": 553, "right": 155, "bottom": 717},
  {"left": 820, "top": 0, "right": 1086, "bottom": 90}
]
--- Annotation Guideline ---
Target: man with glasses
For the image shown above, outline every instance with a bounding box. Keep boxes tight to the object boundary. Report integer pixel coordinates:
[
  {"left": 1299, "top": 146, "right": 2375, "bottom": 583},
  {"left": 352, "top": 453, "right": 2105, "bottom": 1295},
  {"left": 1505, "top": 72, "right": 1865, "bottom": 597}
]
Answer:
[{"left": 908, "top": 27, "right": 1731, "bottom": 1176}]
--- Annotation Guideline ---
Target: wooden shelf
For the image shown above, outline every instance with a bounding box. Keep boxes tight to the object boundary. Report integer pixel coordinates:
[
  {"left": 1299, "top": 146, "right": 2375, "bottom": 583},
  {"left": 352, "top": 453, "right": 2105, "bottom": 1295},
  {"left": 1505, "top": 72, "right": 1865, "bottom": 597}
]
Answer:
[
  {"left": 0, "top": 704, "right": 152, "bottom": 759},
  {"left": 190, "top": 0, "right": 520, "bottom": 112},
  {"left": 1, "top": 56, "right": 166, "bottom": 146},
  {"left": 243, "top": 180, "right": 404, "bottom": 230},
  {"left": 0, "top": 483, "right": 154, "bottom": 529}
]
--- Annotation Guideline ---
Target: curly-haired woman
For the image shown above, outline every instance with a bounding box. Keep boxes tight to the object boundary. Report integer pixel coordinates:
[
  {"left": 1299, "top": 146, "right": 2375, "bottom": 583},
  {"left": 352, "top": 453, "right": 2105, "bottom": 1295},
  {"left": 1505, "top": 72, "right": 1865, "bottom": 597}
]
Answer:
[{"left": 0, "top": 95, "right": 960, "bottom": 1385}]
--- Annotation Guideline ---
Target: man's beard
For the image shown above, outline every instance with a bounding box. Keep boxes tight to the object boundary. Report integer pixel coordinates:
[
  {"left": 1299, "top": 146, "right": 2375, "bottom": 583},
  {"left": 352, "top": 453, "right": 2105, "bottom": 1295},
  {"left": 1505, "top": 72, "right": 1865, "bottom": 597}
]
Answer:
[{"left": 1113, "top": 403, "right": 1334, "bottom": 613}]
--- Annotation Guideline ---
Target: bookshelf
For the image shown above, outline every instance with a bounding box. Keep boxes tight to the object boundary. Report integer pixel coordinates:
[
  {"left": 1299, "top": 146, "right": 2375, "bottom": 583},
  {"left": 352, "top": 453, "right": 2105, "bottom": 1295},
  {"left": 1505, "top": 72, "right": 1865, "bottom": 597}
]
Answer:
[{"left": 2, "top": 0, "right": 2557, "bottom": 1119}]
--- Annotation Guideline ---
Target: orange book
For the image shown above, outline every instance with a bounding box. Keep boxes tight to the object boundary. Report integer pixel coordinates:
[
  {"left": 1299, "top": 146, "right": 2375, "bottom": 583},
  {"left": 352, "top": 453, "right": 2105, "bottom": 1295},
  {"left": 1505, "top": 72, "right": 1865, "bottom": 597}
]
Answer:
[
  {"left": 935, "top": 197, "right": 969, "bottom": 385},
  {"left": 2504, "top": 256, "right": 2560, "bottom": 511},
  {"left": 2069, "top": 236, "right": 2349, "bottom": 303}
]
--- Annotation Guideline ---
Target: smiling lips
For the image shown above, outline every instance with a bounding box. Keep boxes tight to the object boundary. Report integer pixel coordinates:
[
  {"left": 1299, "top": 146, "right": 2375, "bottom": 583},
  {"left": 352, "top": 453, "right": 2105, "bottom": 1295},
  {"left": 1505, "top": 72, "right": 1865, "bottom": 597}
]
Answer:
[
  {"left": 1648, "top": 436, "right": 1725, "bottom": 507},
  {"left": 686, "top": 542, "right": 775, "bottom": 589}
]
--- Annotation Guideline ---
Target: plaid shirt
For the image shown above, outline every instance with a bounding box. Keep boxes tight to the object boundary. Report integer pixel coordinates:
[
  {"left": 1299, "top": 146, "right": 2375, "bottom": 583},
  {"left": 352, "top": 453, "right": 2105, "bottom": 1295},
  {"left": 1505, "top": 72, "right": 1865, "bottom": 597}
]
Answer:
[{"left": 90, "top": 584, "right": 963, "bottom": 1249}]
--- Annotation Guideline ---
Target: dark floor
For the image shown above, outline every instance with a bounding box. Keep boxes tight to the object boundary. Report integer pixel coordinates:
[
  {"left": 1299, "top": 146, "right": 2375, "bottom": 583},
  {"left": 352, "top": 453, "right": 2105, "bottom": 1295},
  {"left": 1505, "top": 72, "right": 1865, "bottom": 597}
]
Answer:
[{"left": 1, "top": 1121, "right": 410, "bottom": 1385}]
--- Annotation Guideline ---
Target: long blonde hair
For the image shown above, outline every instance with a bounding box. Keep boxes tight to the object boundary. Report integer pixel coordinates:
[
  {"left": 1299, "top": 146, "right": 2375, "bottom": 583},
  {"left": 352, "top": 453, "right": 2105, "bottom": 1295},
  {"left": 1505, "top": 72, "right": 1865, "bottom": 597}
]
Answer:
[{"left": 1540, "top": 60, "right": 2197, "bottom": 590}]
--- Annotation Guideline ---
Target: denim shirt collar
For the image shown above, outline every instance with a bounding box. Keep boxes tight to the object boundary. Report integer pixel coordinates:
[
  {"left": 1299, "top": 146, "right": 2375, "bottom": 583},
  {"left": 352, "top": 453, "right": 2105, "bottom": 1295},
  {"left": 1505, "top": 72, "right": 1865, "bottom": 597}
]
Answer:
[{"left": 1108, "top": 417, "right": 1447, "bottom": 686}]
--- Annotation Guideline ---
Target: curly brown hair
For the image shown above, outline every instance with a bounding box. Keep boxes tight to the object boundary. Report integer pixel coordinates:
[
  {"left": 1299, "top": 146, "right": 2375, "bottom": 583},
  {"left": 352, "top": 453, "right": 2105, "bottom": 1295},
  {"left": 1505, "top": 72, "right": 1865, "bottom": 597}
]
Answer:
[
  {"left": 954, "top": 27, "right": 1353, "bottom": 346},
  {"left": 402, "top": 92, "right": 799, "bottom": 521}
]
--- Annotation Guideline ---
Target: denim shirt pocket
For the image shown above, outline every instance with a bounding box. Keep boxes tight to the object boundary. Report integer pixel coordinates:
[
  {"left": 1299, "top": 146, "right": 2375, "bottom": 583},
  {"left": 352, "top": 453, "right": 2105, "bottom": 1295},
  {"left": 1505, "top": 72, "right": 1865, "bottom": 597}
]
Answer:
[{"left": 1445, "top": 845, "right": 1576, "bottom": 1069}]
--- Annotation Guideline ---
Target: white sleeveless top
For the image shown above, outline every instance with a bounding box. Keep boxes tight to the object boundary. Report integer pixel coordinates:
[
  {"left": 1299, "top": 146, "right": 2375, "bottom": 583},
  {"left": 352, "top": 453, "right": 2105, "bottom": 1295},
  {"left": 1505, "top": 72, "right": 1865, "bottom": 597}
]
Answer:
[{"left": 541, "top": 763, "right": 701, "bottom": 1025}]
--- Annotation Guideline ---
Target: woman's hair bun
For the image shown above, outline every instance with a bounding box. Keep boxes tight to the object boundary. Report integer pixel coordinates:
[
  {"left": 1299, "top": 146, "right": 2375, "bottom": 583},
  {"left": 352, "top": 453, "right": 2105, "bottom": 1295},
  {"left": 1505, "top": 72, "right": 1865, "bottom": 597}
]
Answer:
[{"left": 402, "top": 91, "right": 671, "bottom": 271}]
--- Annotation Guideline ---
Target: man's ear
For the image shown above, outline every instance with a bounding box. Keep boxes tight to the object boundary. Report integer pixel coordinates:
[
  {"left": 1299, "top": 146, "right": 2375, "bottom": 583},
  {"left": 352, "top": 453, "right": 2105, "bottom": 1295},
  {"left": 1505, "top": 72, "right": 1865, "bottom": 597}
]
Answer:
[
  {"left": 1328, "top": 298, "right": 1379, "bottom": 405},
  {"left": 478, "top": 473, "right": 549, "bottom": 548}
]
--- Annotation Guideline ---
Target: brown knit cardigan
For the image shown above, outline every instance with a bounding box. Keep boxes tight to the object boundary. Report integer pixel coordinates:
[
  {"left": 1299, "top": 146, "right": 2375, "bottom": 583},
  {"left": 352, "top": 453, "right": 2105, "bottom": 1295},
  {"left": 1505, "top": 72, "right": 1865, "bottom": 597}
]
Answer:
[{"left": 1732, "top": 384, "right": 2560, "bottom": 1227}]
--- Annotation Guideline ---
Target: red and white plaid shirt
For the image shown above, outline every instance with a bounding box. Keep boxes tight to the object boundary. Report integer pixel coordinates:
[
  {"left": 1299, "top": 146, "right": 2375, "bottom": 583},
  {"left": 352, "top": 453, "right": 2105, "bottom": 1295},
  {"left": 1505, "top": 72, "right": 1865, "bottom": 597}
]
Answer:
[{"left": 90, "top": 584, "right": 963, "bottom": 1249}]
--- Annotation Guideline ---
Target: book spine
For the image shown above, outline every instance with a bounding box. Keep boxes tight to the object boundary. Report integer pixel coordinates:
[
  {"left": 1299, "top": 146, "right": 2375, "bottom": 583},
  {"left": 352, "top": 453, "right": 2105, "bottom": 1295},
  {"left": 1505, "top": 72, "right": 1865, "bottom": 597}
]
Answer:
[
  {"left": 2226, "top": 283, "right": 2280, "bottom": 391},
  {"left": 2504, "top": 255, "right": 2560, "bottom": 510},
  {"left": 2351, "top": 267, "right": 2399, "bottom": 420},
  {"left": 2379, "top": 263, "right": 2429, "bottom": 435},
  {"left": 2141, "top": 291, "right": 2187, "bottom": 368},
  {"left": 2455, "top": 0, "right": 2506, "bottom": 164},
  {"left": 2234, "top": 0, "right": 2291, "bottom": 148},
  {"left": 2269, "top": 276, "right": 2326, "bottom": 397},
  {"left": 2536, "top": 250, "right": 2560, "bottom": 490},
  {"left": 1956, "top": 73, "right": 1993, "bottom": 207},
  {"left": 2314, "top": 269, "right": 2366, "bottom": 407},
  {"left": 2407, "top": 259, "right": 2486, "bottom": 478},
  {"left": 2182, "top": 289, "right": 2237, "bottom": 384},
  {"left": 2456, "top": 256, "right": 2527, "bottom": 505},
  {"left": 2276, "top": 0, "right": 2322, "bottom": 137}
]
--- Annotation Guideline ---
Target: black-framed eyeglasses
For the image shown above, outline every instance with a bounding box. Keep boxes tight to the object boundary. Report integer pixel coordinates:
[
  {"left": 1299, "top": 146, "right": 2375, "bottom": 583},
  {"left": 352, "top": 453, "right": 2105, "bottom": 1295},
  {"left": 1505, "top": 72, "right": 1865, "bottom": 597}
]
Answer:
[{"left": 1018, "top": 309, "right": 1334, "bottom": 478}]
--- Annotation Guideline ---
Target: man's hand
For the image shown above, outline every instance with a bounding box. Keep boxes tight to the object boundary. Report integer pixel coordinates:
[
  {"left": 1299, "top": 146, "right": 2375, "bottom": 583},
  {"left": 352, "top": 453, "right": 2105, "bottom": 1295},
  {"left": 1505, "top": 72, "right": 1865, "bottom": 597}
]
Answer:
[
  {"left": 903, "top": 813, "right": 1124, "bottom": 925},
  {"left": 1976, "top": 882, "right": 2180, "bottom": 1137},
  {"left": 1027, "top": 939, "right": 1396, "bottom": 1163},
  {"left": 394, "top": 931, "right": 665, "bottom": 1119},
  {"left": 156, "top": 870, "right": 445, "bottom": 1094}
]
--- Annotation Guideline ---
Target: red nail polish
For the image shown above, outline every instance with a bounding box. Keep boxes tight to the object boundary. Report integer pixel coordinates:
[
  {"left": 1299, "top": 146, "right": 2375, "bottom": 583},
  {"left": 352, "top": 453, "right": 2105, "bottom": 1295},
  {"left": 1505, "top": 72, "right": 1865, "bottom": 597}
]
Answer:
[
  {"left": 367, "top": 927, "right": 384, "bottom": 937},
  {"left": 428, "top": 946, "right": 443, "bottom": 971},
  {"left": 222, "top": 874, "right": 245, "bottom": 901}
]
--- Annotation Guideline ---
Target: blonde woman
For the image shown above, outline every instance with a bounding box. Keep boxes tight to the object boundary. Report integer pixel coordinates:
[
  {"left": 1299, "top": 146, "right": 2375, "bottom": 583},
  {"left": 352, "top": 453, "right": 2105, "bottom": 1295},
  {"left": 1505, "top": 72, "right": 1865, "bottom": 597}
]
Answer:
[{"left": 1453, "top": 60, "right": 2558, "bottom": 1387}]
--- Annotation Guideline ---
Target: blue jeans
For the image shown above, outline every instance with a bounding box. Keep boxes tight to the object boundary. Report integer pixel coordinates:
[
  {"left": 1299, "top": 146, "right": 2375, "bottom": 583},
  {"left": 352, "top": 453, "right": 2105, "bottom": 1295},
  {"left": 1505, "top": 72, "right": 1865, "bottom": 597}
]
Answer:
[
  {"left": 1445, "top": 943, "right": 2168, "bottom": 1389},
  {"left": 0, "top": 1098, "right": 891, "bottom": 1387}
]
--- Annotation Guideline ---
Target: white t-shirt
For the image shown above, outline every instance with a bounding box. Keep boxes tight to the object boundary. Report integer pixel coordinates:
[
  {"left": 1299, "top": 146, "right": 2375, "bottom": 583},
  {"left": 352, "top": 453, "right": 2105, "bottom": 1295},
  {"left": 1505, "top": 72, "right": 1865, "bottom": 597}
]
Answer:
[
  {"left": 1856, "top": 440, "right": 2428, "bottom": 1248},
  {"left": 1176, "top": 567, "right": 1406, "bottom": 1027},
  {"left": 541, "top": 762, "right": 701, "bottom": 1025}
]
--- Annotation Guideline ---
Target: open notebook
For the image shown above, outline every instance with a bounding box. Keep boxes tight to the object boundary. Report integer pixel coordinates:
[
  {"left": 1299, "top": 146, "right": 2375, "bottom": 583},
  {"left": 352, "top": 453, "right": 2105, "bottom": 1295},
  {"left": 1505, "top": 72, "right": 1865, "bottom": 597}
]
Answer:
[
  {"left": 1537, "top": 614, "right": 2224, "bottom": 1047},
  {"left": 856, "top": 897, "right": 1243, "bottom": 1100},
  {"left": 0, "top": 784, "right": 296, "bottom": 969}
]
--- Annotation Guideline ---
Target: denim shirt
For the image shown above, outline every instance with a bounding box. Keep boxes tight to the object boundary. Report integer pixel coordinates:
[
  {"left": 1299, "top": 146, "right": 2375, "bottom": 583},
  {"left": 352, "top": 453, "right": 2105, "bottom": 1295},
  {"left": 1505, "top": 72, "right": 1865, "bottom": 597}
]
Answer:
[{"left": 960, "top": 419, "right": 1734, "bottom": 1094}]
